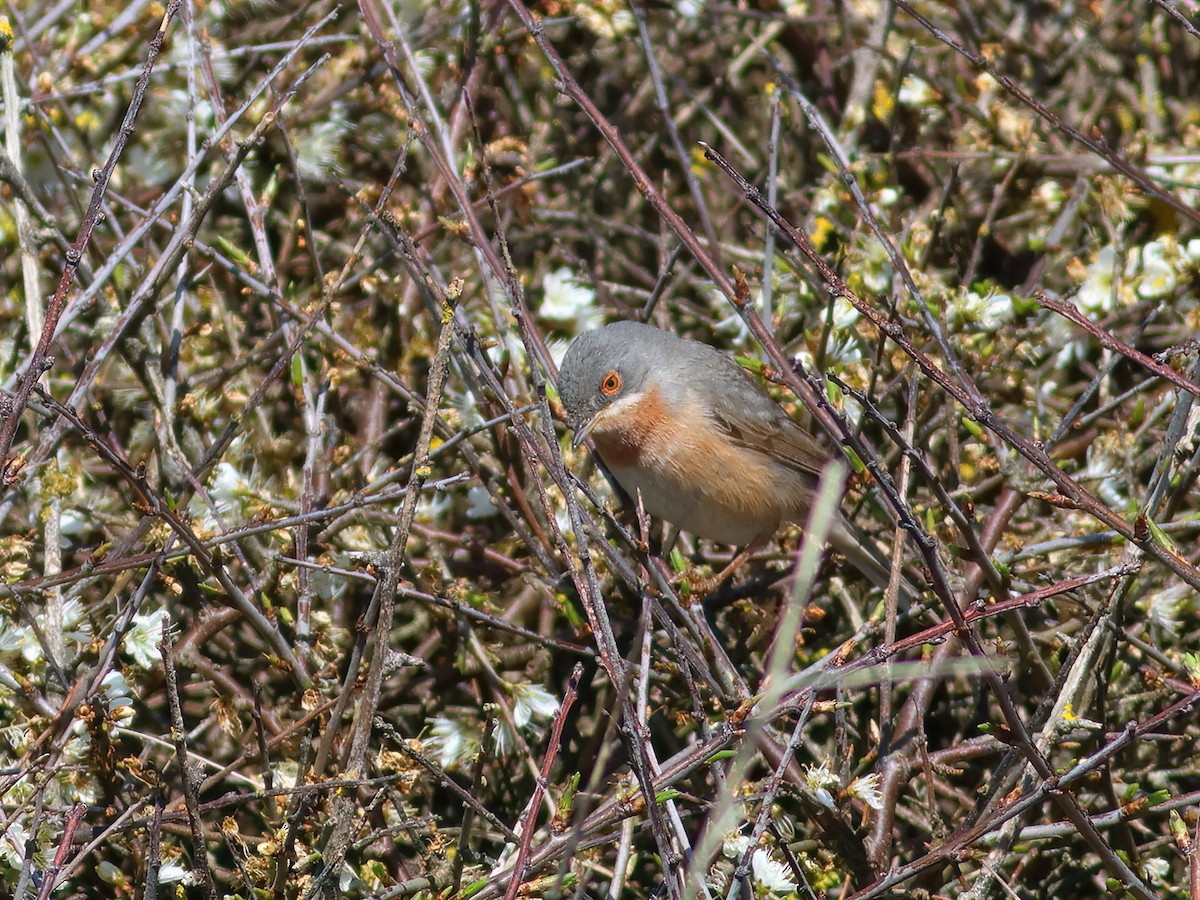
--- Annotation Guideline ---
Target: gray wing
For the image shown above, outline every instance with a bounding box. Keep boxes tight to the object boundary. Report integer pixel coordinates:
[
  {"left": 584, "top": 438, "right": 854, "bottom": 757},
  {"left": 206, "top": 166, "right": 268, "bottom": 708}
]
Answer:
[{"left": 703, "top": 355, "right": 829, "bottom": 479}]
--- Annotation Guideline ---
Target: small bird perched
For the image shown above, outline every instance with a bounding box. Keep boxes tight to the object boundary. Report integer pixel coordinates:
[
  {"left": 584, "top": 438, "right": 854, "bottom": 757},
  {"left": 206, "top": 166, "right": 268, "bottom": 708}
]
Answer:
[{"left": 556, "top": 320, "right": 900, "bottom": 592}]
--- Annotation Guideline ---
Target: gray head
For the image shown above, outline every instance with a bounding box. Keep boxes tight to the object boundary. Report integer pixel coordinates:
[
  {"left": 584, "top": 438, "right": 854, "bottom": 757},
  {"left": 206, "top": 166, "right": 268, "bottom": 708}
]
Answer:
[{"left": 557, "top": 321, "right": 711, "bottom": 448}]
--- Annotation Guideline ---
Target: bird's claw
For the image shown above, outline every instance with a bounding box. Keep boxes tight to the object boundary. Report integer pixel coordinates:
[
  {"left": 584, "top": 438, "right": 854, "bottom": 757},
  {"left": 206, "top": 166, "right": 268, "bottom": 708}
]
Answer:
[{"left": 670, "top": 567, "right": 726, "bottom": 597}]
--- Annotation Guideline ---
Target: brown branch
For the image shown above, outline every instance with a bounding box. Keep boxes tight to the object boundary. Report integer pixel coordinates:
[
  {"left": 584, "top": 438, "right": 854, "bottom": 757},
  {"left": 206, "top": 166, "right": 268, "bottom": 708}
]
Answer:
[
  {"left": 501, "top": 663, "right": 585, "bottom": 900},
  {"left": 1037, "top": 292, "right": 1200, "bottom": 397},
  {"left": 158, "top": 617, "right": 218, "bottom": 900},
  {"left": 891, "top": 0, "right": 1200, "bottom": 227},
  {"left": 33, "top": 803, "right": 86, "bottom": 900},
  {"left": 0, "top": 1, "right": 180, "bottom": 478}
]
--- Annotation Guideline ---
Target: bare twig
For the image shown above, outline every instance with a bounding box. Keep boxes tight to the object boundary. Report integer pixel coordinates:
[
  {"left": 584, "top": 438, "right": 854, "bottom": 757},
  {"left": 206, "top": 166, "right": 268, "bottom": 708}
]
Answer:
[{"left": 500, "top": 663, "right": 584, "bottom": 900}]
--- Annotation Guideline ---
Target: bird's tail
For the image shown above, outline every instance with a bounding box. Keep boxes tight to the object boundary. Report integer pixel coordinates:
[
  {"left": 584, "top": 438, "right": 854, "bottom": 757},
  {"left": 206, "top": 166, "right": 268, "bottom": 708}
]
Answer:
[{"left": 828, "top": 521, "right": 917, "bottom": 601}]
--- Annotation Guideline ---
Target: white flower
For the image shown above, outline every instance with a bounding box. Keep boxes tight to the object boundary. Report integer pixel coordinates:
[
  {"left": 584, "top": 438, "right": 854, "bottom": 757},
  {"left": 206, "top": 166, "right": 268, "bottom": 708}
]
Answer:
[
  {"left": 464, "top": 485, "right": 498, "bottom": 520},
  {"left": 983, "top": 292, "right": 1014, "bottom": 328},
  {"left": 454, "top": 386, "right": 485, "bottom": 429},
  {"left": 491, "top": 719, "right": 520, "bottom": 756},
  {"left": 125, "top": 610, "right": 167, "bottom": 669},
  {"left": 339, "top": 860, "right": 357, "bottom": 893},
  {"left": 61, "top": 599, "right": 90, "bottom": 645},
  {"left": 713, "top": 309, "right": 751, "bottom": 342},
  {"left": 1142, "top": 857, "right": 1169, "bottom": 884},
  {"left": 1082, "top": 437, "right": 1129, "bottom": 509},
  {"left": 953, "top": 289, "right": 1014, "bottom": 331},
  {"left": 674, "top": 0, "right": 705, "bottom": 15},
  {"left": 898, "top": 75, "right": 936, "bottom": 107},
  {"left": 411, "top": 50, "right": 438, "bottom": 80},
  {"left": 802, "top": 761, "right": 839, "bottom": 809},
  {"left": 486, "top": 331, "right": 527, "bottom": 370},
  {"left": 0, "top": 616, "right": 24, "bottom": 657},
  {"left": 1136, "top": 240, "right": 1176, "bottom": 299},
  {"left": 1075, "top": 245, "right": 1127, "bottom": 313},
  {"left": 58, "top": 508, "right": 88, "bottom": 537},
  {"left": 831, "top": 297, "right": 860, "bottom": 332},
  {"left": 1033, "top": 180, "right": 1065, "bottom": 210},
  {"left": 540, "top": 268, "right": 599, "bottom": 331},
  {"left": 721, "top": 833, "right": 798, "bottom": 895},
  {"left": 826, "top": 333, "right": 864, "bottom": 367},
  {"left": 272, "top": 761, "right": 299, "bottom": 790},
  {"left": 751, "top": 847, "right": 798, "bottom": 893},
  {"left": 554, "top": 503, "right": 574, "bottom": 539},
  {"left": 791, "top": 348, "right": 817, "bottom": 379},
  {"left": 0, "top": 820, "right": 26, "bottom": 869},
  {"left": 857, "top": 238, "right": 892, "bottom": 294},
  {"left": 158, "top": 861, "right": 190, "bottom": 884},
  {"left": 1184, "top": 238, "right": 1200, "bottom": 264},
  {"left": 415, "top": 490, "right": 452, "bottom": 524},
  {"left": 1, "top": 600, "right": 91, "bottom": 663},
  {"left": 809, "top": 298, "right": 864, "bottom": 368},
  {"left": 424, "top": 716, "right": 480, "bottom": 769},
  {"left": 209, "top": 462, "right": 252, "bottom": 514},
  {"left": 62, "top": 719, "right": 93, "bottom": 764},
  {"left": 847, "top": 772, "right": 883, "bottom": 810},
  {"left": 547, "top": 336, "right": 573, "bottom": 368},
  {"left": 511, "top": 682, "right": 559, "bottom": 729},
  {"left": 573, "top": 1, "right": 633, "bottom": 37},
  {"left": 722, "top": 833, "right": 752, "bottom": 859},
  {"left": 100, "top": 670, "right": 136, "bottom": 724}
]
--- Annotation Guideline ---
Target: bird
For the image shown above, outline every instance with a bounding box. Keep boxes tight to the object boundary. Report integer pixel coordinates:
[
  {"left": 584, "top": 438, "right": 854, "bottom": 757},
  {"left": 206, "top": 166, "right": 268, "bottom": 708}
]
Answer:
[{"left": 556, "top": 320, "right": 903, "bottom": 594}]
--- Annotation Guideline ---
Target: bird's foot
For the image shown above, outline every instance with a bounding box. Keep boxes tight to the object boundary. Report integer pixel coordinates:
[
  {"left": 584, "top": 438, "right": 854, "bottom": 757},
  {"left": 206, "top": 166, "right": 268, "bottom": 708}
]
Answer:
[
  {"left": 670, "top": 545, "right": 758, "bottom": 596},
  {"left": 670, "top": 568, "right": 726, "bottom": 597}
]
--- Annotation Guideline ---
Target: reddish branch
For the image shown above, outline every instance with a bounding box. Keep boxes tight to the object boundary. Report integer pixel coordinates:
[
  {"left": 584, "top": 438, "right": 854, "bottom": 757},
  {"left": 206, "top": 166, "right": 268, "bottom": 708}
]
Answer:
[
  {"left": 1037, "top": 292, "right": 1200, "bottom": 397},
  {"left": 0, "top": 1, "right": 181, "bottom": 481},
  {"left": 501, "top": 663, "right": 585, "bottom": 900}
]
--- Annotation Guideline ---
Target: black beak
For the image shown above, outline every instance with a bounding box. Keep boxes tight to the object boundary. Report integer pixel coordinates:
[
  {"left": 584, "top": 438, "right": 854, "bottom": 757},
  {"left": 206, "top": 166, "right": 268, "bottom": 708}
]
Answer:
[{"left": 570, "top": 413, "right": 599, "bottom": 450}]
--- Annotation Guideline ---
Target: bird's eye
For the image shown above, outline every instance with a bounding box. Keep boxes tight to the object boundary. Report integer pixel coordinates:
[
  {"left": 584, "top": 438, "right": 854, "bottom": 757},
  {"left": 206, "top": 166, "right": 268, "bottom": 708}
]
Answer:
[{"left": 600, "top": 370, "right": 621, "bottom": 396}]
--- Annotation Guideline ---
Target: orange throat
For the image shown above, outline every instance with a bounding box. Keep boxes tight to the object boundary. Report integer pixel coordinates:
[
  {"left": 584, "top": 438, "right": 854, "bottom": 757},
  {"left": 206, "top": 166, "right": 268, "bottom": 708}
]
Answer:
[{"left": 587, "top": 386, "right": 673, "bottom": 468}]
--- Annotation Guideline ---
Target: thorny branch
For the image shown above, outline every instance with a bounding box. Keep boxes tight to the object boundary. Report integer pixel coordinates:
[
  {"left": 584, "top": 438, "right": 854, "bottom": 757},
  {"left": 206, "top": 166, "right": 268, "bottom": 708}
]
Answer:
[{"left": 1, "top": 1, "right": 1198, "bottom": 897}]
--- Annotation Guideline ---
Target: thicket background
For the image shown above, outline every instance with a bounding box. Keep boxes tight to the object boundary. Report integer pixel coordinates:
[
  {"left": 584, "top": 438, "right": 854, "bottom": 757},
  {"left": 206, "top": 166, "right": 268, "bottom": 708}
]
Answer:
[{"left": 2, "top": 0, "right": 1200, "bottom": 897}]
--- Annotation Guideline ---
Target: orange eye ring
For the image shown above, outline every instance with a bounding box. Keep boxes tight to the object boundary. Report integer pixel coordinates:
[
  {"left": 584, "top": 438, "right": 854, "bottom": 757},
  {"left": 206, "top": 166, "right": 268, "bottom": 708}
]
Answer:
[{"left": 600, "top": 370, "right": 621, "bottom": 396}]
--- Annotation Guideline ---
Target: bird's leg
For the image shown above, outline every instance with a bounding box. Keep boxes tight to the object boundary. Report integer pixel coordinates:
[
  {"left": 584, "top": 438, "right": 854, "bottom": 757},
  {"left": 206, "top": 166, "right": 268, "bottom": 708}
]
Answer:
[
  {"left": 674, "top": 537, "right": 766, "bottom": 595},
  {"left": 661, "top": 524, "right": 682, "bottom": 556}
]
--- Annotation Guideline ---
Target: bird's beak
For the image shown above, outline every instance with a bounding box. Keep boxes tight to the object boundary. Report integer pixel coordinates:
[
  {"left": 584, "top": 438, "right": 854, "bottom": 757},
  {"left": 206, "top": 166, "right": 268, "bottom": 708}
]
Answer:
[{"left": 570, "top": 413, "right": 599, "bottom": 450}]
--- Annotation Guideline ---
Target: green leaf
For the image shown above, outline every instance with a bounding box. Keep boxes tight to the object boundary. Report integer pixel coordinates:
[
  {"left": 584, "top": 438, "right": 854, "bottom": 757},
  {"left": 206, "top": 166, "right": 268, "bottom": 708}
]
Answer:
[
  {"left": 1182, "top": 653, "right": 1200, "bottom": 683},
  {"left": 461, "top": 877, "right": 489, "bottom": 898},
  {"left": 735, "top": 354, "right": 764, "bottom": 374},
  {"left": 215, "top": 236, "right": 253, "bottom": 266},
  {"left": 842, "top": 445, "right": 867, "bottom": 476},
  {"left": 558, "top": 772, "right": 580, "bottom": 815},
  {"left": 1170, "top": 810, "right": 1189, "bottom": 845},
  {"left": 1146, "top": 517, "right": 1177, "bottom": 552}
]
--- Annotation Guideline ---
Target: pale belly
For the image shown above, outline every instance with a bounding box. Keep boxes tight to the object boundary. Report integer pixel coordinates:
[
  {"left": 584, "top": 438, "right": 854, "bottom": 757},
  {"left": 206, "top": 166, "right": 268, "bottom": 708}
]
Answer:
[{"left": 605, "top": 458, "right": 809, "bottom": 547}]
